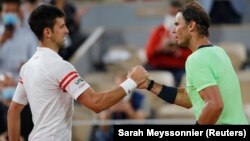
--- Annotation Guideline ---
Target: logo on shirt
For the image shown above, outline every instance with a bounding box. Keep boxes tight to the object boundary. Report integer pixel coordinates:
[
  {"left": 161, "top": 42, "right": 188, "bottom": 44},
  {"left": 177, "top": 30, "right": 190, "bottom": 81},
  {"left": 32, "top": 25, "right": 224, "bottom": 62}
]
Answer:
[{"left": 74, "top": 77, "right": 84, "bottom": 85}]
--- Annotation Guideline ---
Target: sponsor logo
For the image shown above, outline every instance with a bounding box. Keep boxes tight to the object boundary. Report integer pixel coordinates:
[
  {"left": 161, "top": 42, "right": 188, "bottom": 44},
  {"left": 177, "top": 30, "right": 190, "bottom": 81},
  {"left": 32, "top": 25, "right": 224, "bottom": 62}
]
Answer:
[{"left": 74, "top": 77, "right": 84, "bottom": 85}]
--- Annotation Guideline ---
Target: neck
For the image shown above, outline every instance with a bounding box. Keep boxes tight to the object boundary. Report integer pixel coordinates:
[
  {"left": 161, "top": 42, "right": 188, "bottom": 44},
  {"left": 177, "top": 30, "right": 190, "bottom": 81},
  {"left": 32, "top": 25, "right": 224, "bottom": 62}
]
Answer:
[
  {"left": 189, "top": 35, "right": 211, "bottom": 52},
  {"left": 39, "top": 40, "right": 59, "bottom": 53}
]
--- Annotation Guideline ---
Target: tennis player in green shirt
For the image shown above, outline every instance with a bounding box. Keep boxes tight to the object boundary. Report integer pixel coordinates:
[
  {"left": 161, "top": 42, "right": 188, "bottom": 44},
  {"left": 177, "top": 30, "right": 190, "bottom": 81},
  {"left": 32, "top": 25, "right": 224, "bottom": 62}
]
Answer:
[{"left": 139, "top": 1, "right": 249, "bottom": 125}]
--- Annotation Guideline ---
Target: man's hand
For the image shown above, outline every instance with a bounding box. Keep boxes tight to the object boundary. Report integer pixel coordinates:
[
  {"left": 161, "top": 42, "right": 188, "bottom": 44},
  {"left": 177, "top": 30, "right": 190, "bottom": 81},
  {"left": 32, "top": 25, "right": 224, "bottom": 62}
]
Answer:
[
  {"left": 137, "top": 78, "right": 151, "bottom": 89},
  {"left": 127, "top": 65, "right": 149, "bottom": 86}
]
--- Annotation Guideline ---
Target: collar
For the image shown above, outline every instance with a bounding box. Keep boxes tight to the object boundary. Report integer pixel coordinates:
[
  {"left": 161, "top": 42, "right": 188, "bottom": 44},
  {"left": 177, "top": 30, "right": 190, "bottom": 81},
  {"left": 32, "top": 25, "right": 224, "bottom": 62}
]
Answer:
[
  {"left": 197, "top": 44, "right": 213, "bottom": 50},
  {"left": 36, "top": 47, "right": 63, "bottom": 60}
]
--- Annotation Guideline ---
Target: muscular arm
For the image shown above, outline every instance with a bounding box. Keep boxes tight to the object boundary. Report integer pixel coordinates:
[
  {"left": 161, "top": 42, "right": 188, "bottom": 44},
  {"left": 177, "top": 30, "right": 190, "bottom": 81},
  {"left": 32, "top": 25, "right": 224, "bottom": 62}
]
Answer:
[
  {"left": 148, "top": 81, "right": 192, "bottom": 108},
  {"left": 8, "top": 101, "right": 25, "bottom": 141},
  {"left": 76, "top": 86, "right": 127, "bottom": 113},
  {"left": 76, "top": 65, "right": 148, "bottom": 113},
  {"left": 198, "top": 85, "right": 223, "bottom": 124}
]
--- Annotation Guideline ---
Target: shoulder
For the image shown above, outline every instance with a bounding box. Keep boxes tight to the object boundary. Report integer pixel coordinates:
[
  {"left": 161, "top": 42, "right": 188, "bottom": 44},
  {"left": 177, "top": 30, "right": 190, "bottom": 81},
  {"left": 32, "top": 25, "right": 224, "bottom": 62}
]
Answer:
[
  {"left": 53, "top": 59, "right": 75, "bottom": 72},
  {"left": 19, "top": 62, "right": 28, "bottom": 76},
  {"left": 186, "top": 52, "right": 199, "bottom": 64},
  {"left": 49, "top": 59, "right": 78, "bottom": 82},
  {"left": 186, "top": 50, "right": 206, "bottom": 68}
]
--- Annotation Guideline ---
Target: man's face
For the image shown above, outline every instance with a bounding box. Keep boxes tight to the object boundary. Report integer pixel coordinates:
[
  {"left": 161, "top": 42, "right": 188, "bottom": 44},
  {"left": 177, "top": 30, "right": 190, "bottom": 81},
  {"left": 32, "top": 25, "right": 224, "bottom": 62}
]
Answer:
[
  {"left": 173, "top": 12, "right": 191, "bottom": 48},
  {"left": 2, "top": 2, "right": 19, "bottom": 14},
  {"left": 1, "top": 2, "right": 20, "bottom": 26},
  {"left": 50, "top": 17, "right": 69, "bottom": 48}
]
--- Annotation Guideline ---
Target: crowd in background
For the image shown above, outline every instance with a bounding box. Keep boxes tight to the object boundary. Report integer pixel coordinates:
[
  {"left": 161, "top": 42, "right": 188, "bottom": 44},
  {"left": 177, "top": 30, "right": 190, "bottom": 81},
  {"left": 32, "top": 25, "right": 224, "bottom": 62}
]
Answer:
[{"left": 0, "top": 0, "right": 89, "bottom": 140}]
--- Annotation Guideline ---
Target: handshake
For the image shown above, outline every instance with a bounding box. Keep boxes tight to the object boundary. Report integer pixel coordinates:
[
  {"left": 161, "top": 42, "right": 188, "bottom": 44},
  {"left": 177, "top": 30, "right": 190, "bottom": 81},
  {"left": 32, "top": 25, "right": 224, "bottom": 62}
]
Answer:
[{"left": 126, "top": 65, "right": 151, "bottom": 90}]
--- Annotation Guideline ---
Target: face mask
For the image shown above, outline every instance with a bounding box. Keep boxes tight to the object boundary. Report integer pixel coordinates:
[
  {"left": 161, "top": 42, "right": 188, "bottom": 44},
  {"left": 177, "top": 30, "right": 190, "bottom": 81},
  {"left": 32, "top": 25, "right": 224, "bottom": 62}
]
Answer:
[
  {"left": 2, "top": 13, "right": 20, "bottom": 26},
  {"left": 2, "top": 87, "right": 16, "bottom": 100},
  {"left": 163, "top": 15, "right": 175, "bottom": 30},
  {"left": 163, "top": 15, "right": 176, "bottom": 38}
]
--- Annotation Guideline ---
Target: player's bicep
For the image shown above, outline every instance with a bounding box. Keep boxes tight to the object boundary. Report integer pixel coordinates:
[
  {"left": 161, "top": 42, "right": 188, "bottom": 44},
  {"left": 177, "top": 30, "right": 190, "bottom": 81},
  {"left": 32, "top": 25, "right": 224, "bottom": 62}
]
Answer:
[
  {"left": 62, "top": 74, "right": 90, "bottom": 99},
  {"left": 55, "top": 61, "right": 90, "bottom": 99},
  {"left": 76, "top": 87, "right": 98, "bottom": 109},
  {"left": 8, "top": 101, "right": 26, "bottom": 114},
  {"left": 199, "top": 85, "right": 223, "bottom": 105}
]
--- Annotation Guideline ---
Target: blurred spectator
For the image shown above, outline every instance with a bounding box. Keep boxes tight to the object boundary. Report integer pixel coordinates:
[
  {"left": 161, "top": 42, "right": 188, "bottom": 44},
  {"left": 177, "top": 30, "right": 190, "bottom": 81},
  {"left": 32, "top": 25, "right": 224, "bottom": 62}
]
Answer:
[
  {"left": 21, "top": 0, "right": 43, "bottom": 29},
  {"left": 0, "top": 0, "right": 38, "bottom": 80},
  {"left": 0, "top": 74, "right": 17, "bottom": 140},
  {"left": 0, "top": 2, "right": 4, "bottom": 37},
  {"left": 0, "top": 73, "right": 33, "bottom": 141},
  {"left": 50, "top": 0, "right": 89, "bottom": 60},
  {"left": 88, "top": 72, "right": 149, "bottom": 141},
  {"left": 145, "top": 0, "right": 192, "bottom": 87},
  {"left": 163, "top": 0, "right": 181, "bottom": 33},
  {"left": 0, "top": 1, "right": 36, "bottom": 140},
  {"left": 198, "top": 0, "right": 247, "bottom": 24}
]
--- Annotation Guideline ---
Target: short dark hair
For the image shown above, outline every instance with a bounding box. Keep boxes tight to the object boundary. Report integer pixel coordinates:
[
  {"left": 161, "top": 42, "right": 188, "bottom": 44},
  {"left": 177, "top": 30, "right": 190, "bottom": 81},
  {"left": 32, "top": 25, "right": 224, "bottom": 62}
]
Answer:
[
  {"left": 179, "top": 2, "right": 210, "bottom": 37},
  {"left": 28, "top": 4, "right": 65, "bottom": 40}
]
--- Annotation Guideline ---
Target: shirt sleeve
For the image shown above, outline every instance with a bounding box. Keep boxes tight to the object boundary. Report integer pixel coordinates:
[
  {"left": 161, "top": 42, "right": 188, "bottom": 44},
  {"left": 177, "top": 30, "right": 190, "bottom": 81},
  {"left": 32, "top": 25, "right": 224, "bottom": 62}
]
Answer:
[
  {"left": 56, "top": 61, "right": 90, "bottom": 100},
  {"left": 12, "top": 77, "right": 28, "bottom": 105},
  {"left": 186, "top": 56, "right": 217, "bottom": 92}
]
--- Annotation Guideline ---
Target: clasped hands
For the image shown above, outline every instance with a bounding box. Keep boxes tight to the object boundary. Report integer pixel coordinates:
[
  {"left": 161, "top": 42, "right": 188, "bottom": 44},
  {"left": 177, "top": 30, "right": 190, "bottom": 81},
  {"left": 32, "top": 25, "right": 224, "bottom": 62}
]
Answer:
[{"left": 127, "top": 65, "right": 151, "bottom": 89}]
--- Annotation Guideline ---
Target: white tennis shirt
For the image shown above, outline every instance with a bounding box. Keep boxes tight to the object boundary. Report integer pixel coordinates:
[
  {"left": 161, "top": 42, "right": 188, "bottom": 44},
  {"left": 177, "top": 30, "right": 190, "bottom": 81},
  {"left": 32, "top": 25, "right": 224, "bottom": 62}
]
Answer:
[{"left": 12, "top": 47, "right": 90, "bottom": 141}]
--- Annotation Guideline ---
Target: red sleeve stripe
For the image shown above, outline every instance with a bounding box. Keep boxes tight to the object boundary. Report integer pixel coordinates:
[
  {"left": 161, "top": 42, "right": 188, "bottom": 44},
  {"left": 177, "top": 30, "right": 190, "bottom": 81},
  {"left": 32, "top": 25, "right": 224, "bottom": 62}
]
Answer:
[
  {"left": 19, "top": 80, "right": 23, "bottom": 84},
  {"left": 59, "top": 71, "right": 77, "bottom": 88},
  {"left": 19, "top": 77, "right": 23, "bottom": 84},
  {"left": 62, "top": 74, "right": 78, "bottom": 92}
]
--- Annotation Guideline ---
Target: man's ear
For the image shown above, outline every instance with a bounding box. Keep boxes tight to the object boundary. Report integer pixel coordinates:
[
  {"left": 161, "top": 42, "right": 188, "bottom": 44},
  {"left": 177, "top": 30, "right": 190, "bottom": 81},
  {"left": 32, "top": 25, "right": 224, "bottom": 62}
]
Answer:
[
  {"left": 188, "top": 21, "right": 196, "bottom": 32},
  {"left": 43, "top": 28, "right": 52, "bottom": 38}
]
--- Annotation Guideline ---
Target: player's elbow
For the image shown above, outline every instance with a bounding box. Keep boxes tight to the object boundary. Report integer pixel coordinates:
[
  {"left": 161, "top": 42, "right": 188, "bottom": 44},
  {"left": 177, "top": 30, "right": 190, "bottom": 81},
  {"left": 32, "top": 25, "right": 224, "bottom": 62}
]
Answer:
[
  {"left": 78, "top": 99, "right": 104, "bottom": 113},
  {"left": 214, "top": 101, "right": 224, "bottom": 114},
  {"left": 208, "top": 100, "right": 224, "bottom": 115}
]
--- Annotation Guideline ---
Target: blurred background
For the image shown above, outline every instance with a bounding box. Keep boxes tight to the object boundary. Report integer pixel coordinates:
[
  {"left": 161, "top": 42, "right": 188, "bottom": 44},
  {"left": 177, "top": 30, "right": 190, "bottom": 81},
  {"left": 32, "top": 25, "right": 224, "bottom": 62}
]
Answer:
[{"left": 1, "top": 0, "right": 250, "bottom": 141}]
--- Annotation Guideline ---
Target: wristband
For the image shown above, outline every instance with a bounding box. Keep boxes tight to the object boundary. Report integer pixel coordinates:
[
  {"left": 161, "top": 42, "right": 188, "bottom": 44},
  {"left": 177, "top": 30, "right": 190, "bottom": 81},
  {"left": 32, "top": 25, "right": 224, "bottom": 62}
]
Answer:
[
  {"left": 120, "top": 78, "right": 137, "bottom": 95},
  {"left": 147, "top": 80, "right": 154, "bottom": 90},
  {"left": 158, "top": 85, "right": 177, "bottom": 104}
]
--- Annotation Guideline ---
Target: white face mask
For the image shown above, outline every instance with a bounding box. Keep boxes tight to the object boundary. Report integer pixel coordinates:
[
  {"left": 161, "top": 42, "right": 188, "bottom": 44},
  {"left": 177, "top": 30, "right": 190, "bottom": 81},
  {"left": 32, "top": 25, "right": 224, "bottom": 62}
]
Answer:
[
  {"left": 163, "top": 14, "right": 175, "bottom": 31},
  {"left": 163, "top": 14, "right": 176, "bottom": 39},
  {"left": 2, "top": 13, "right": 20, "bottom": 27}
]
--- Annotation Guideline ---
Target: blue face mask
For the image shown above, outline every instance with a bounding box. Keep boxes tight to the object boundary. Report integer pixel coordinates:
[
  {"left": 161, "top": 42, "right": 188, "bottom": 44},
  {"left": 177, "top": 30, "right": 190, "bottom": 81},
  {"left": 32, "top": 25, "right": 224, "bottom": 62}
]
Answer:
[
  {"left": 2, "top": 13, "right": 19, "bottom": 25},
  {"left": 2, "top": 87, "right": 16, "bottom": 100}
]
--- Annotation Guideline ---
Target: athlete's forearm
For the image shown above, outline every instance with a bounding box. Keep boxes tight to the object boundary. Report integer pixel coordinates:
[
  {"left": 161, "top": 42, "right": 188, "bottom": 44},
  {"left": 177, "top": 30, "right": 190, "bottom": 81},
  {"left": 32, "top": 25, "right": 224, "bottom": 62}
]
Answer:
[
  {"left": 149, "top": 82, "right": 192, "bottom": 108},
  {"left": 175, "top": 88, "right": 192, "bottom": 108},
  {"left": 77, "top": 87, "right": 126, "bottom": 113},
  {"left": 8, "top": 102, "right": 23, "bottom": 141}
]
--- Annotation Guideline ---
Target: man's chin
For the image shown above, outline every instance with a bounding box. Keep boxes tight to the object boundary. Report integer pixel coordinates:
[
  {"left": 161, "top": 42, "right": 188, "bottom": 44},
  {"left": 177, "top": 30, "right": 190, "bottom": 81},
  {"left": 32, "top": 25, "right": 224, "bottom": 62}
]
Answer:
[
  {"left": 179, "top": 45, "right": 189, "bottom": 48},
  {"left": 177, "top": 43, "right": 188, "bottom": 48},
  {"left": 59, "top": 43, "right": 66, "bottom": 49}
]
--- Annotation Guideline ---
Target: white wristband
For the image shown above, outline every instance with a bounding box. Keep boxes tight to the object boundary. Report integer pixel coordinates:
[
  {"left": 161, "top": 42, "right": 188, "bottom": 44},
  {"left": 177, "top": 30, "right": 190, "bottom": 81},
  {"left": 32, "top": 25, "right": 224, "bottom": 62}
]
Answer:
[{"left": 119, "top": 78, "right": 137, "bottom": 95}]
